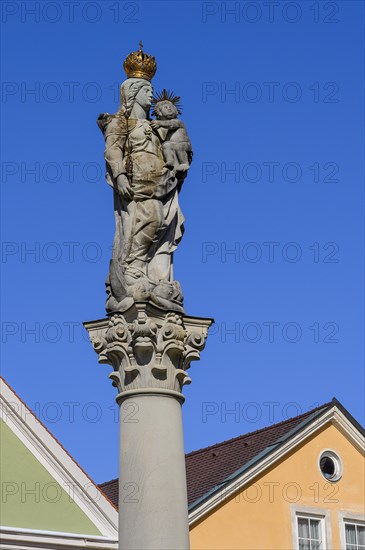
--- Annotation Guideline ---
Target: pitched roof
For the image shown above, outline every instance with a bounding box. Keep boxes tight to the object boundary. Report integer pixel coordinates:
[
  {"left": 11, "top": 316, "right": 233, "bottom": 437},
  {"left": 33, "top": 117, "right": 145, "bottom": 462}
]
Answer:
[
  {"left": 3, "top": 376, "right": 363, "bottom": 520},
  {"left": 0, "top": 377, "right": 110, "bottom": 505},
  {"left": 99, "top": 400, "right": 339, "bottom": 511},
  {"left": 0, "top": 376, "right": 119, "bottom": 537}
]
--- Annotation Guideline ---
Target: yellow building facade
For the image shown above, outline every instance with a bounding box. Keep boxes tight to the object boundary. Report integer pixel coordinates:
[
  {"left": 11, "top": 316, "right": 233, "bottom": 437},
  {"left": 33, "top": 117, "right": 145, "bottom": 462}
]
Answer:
[
  {"left": 1, "top": 377, "right": 364, "bottom": 550},
  {"left": 189, "top": 403, "right": 365, "bottom": 550}
]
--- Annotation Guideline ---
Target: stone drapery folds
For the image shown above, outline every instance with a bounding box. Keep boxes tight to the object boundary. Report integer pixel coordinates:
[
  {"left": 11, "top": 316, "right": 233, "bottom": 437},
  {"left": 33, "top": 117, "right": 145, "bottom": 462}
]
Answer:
[{"left": 98, "top": 46, "right": 192, "bottom": 315}]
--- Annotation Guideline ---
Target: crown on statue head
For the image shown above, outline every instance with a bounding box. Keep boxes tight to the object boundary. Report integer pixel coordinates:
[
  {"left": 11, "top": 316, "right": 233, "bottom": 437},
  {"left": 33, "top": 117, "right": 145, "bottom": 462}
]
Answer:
[{"left": 123, "top": 42, "right": 157, "bottom": 81}]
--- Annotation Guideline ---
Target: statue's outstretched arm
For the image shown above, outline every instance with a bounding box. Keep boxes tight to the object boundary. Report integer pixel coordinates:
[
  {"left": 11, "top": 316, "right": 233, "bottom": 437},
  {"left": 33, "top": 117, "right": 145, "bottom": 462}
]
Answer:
[{"left": 152, "top": 119, "right": 184, "bottom": 130}]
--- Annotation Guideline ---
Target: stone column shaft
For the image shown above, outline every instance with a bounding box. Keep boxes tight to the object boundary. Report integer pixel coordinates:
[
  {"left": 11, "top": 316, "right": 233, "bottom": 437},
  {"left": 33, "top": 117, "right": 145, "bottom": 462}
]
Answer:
[
  {"left": 84, "top": 303, "right": 212, "bottom": 550},
  {"left": 119, "top": 393, "right": 189, "bottom": 549}
]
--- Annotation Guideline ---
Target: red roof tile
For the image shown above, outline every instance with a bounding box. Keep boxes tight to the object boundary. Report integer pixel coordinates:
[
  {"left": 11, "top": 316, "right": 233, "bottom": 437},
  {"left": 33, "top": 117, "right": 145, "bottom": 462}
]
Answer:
[{"left": 99, "top": 401, "right": 332, "bottom": 509}]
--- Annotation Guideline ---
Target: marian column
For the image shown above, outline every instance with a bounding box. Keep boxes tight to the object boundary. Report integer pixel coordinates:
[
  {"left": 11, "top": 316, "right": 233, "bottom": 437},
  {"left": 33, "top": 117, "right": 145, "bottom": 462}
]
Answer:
[{"left": 84, "top": 44, "right": 212, "bottom": 550}]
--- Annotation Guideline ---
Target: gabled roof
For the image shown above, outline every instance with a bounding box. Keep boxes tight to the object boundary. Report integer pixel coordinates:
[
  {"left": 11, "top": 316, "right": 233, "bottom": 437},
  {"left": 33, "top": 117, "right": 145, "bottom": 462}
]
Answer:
[
  {"left": 2, "top": 375, "right": 363, "bottom": 533},
  {"left": 0, "top": 377, "right": 118, "bottom": 542},
  {"left": 99, "top": 399, "right": 364, "bottom": 520},
  {"left": 185, "top": 401, "right": 331, "bottom": 507}
]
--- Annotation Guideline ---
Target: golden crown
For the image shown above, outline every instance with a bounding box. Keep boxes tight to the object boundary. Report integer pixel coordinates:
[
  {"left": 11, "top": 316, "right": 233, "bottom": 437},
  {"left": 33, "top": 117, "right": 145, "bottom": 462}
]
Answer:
[{"left": 123, "top": 42, "right": 157, "bottom": 81}]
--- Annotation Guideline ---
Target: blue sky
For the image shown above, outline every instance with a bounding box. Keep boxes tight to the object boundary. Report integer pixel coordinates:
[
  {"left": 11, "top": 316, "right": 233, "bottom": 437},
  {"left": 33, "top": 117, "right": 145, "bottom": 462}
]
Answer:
[{"left": 1, "top": 0, "right": 364, "bottom": 484}]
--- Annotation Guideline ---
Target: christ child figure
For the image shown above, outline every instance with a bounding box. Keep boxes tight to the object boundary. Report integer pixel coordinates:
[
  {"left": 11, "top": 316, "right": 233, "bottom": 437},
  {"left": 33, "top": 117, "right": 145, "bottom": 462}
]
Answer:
[{"left": 150, "top": 89, "right": 192, "bottom": 172}]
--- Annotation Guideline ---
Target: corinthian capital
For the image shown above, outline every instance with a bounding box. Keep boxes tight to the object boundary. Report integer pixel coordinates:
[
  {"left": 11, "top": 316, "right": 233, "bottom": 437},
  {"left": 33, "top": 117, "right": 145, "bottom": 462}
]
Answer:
[{"left": 84, "top": 303, "right": 213, "bottom": 401}]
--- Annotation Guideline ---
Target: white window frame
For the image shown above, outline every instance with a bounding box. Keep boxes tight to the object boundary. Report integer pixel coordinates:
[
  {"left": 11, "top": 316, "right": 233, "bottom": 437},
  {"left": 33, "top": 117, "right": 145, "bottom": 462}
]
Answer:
[
  {"left": 317, "top": 449, "right": 343, "bottom": 482},
  {"left": 291, "top": 505, "right": 332, "bottom": 550},
  {"left": 338, "top": 511, "right": 365, "bottom": 550}
]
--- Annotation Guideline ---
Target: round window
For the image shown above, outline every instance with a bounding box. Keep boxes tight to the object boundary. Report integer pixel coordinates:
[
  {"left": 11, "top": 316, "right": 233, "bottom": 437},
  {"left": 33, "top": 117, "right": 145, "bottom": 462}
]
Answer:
[{"left": 318, "top": 450, "right": 342, "bottom": 482}]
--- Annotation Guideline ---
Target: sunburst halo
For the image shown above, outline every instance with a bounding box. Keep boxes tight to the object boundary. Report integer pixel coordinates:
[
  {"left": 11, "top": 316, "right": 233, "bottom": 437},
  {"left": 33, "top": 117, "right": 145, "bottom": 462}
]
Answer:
[{"left": 151, "top": 88, "right": 182, "bottom": 116}]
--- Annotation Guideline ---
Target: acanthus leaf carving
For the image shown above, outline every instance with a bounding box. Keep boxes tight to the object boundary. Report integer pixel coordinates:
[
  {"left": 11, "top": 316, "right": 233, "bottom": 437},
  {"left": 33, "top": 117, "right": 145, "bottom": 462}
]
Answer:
[{"left": 85, "top": 304, "right": 212, "bottom": 397}]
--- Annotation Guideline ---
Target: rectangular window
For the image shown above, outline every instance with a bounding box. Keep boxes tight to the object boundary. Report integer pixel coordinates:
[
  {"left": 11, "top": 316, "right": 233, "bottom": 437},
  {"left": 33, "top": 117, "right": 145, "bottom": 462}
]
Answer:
[
  {"left": 297, "top": 516, "right": 323, "bottom": 550},
  {"left": 345, "top": 522, "right": 365, "bottom": 550}
]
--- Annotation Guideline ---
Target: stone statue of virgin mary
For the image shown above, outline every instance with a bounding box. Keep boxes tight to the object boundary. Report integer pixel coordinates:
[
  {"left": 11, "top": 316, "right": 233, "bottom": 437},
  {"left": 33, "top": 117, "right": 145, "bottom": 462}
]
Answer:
[{"left": 97, "top": 44, "right": 192, "bottom": 314}]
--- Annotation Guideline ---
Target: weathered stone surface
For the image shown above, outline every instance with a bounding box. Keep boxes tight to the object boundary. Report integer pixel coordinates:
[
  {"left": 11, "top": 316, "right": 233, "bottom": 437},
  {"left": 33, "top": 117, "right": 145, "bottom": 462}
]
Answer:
[
  {"left": 88, "top": 45, "right": 210, "bottom": 550},
  {"left": 84, "top": 303, "right": 212, "bottom": 400},
  {"left": 98, "top": 46, "right": 192, "bottom": 315}
]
